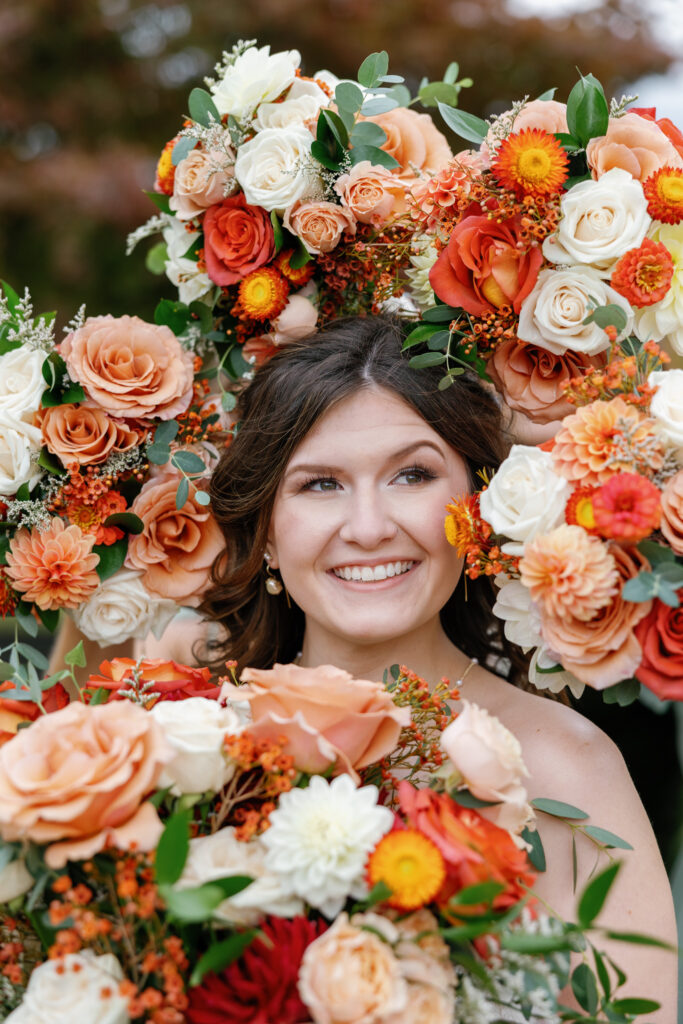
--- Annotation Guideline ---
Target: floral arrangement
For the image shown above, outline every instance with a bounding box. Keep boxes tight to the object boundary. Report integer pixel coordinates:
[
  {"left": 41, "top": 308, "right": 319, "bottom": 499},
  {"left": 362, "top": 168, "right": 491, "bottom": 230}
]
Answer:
[{"left": 0, "top": 657, "right": 663, "bottom": 1023}]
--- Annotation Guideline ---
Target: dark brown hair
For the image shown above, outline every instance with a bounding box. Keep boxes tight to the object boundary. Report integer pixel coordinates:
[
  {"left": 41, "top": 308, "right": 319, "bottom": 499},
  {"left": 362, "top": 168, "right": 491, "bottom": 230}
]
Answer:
[{"left": 201, "top": 315, "right": 527, "bottom": 683}]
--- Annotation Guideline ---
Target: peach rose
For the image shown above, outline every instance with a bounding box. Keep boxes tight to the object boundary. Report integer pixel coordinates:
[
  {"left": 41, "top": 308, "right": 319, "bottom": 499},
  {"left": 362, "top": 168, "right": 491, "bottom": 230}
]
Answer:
[
  {"left": 513, "top": 98, "right": 568, "bottom": 135},
  {"left": 487, "top": 339, "right": 604, "bottom": 424},
  {"left": 169, "top": 148, "right": 235, "bottom": 221},
  {"left": 384, "top": 983, "right": 453, "bottom": 1024},
  {"left": 270, "top": 290, "right": 318, "bottom": 345},
  {"left": 630, "top": 107, "right": 683, "bottom": 158},
  {"left": 0, "top": 701, "right": 169, "bottom": 868},
  {"left": 125, "top": 471, "right": 224, "bottom": 606},
  {"left": 586, "top": 111, "right": 683, "bottom": 182},
  {"left": 221, "top": 662, "right": 411, "bottom": 781},
  {"left": 539, "top": 544, "right": 652, "bottom": 689},
  {"left": 61, "top": 315, "right": 194, "bottom": 421},
  {"left": 39, "top": 403, "right": 144, "bottom": 467},
  {"left": 203, "top": 193, "right": 275, "bottom": 285},
  {"left": 365, "top": 107, "right": 452, "bottom": 181},
  {"left": 283, "top": 199, "right": 356, "bottom": 254},
  {"left": 661, "top": 470, "right": 683, "bottom": 555},
  {"left": 334, "top": 160, "right": 406, "bottom": 227}
]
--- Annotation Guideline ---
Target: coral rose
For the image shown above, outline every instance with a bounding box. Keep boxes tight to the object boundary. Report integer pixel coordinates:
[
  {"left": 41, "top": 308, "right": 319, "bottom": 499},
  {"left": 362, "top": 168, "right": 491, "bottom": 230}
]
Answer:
[
  {"left": 635, "top": 593, "right": 683, "bottom": 700},
  {"left": 61, "top": 315, "right": 194, "bottom": 421},
  {"left": 283, "top": 199, "right": 355, "bottom": 254},
  {"left": 221, "top": 662, "right": 411, "bottom": 781},
  {"left": 586, "top": 111, "right": 683, "bottom": 182},
  {"left": 0, "top": 679, "right": 69, "bottom": 747},
  {"left": 86, "top": 657, "right": 220, "bottom": 705},
  {"left": 203, "top": 193, "right": 275, "bottom": 285},
  {"left": 539, "top": 543, "right": 652, "bottom": 689},
  {"left": 365, "top": 107, "right": 452, "bottom": 181},
  {"left": 39, "top": 403, "right": 143, "bottom": 467},
  {"left": 661, "top": 470, "right": 683, "bottom": 555},
  {"left": 169, "top": 147, "right": 235, "bottom": 221},
  {"left": 429, "top": 211, "right": 543, "bottom": 315},
  {"left": 6, "top": 518, "right": 100, "bottom": 610},
  {"left": 0, "top": 701, "right": 169, "bottom": 868},
  {"left": 631, "top": 107, "right": 683, "bottom": 158},
  {"left": 125, "top": 472, "right": 224, "bottom": 606},
  {"left": 334, "top": 160, "right": 406, "bottom": 227}
]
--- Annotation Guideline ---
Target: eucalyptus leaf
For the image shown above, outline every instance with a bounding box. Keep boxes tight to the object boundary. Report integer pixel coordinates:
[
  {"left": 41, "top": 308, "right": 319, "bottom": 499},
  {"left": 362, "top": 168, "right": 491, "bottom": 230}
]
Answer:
[
  {"left": 172, "top": 450, "right": 207, "bottom": 475},
  {"left": 172, "top": 135, "right": 196, "bottom": 167},
  {"left": 443, "top": 61, "right": 460, "bottom": 85},
  {"left": 190, "top": 931, "right": 259, "bottom": 987},
  {"left": 422, "top": 304, "right": 461, "bottom": 323},
  {"left": 145, "top": 241, "right": 168, "bottom": 275},
  {"left": 15, "top": 607, "right": 38, "bottom": 638},
  {"left": 194, "top": 490, "right": 211, "bottom": 506},
  {"left": 521, "top": 826, "right": 546, "bottom": 872},
  {"left": 409, "top": 351, "right": 447, "bottom": 369},
  {"left": 175, "top": 477, "right": 190, "bottom": 510},
  {"left": 578, "top": 862, "right": 620, "bottom": 927},
  {"left": 360, "top": 95, "right": 399, "bottom": 116},
  {"left": 188, "top": 87, "right": 221, "bottom": 127},
  {"left": 437, "top": 102, "right": 488, "bottom": 144},
  {"left": 349, "top": 145, "right": 399, "bottom": 170},
  {"left": 418, "top": 82, "right": 460, "bottom": 108},
  {"left": 335, "top": 81, "right": 364, "bottom": 113},
  {"left": 572, "top": 963, "right": 599, "bottom": 1014},
  {"left": 402, "top": 324, "right": 440, "bottom": 349},
  {"left": 602, "top": 678, "right": 641, "bottom": 707},
  {"left": 357, "top": 51, "right": 389, "bottom": 88},
  {"left": 583, "top": 825, "right": 633, "bottom": 850},
  {"left": 154, "top": 420, "right": 180, "bottom": 446},
  {"left": 350, "top": 122, "right": 388, "bottom": 147},
  {"left": 532, "top": 798, "right": 589, "bottom": 820}
]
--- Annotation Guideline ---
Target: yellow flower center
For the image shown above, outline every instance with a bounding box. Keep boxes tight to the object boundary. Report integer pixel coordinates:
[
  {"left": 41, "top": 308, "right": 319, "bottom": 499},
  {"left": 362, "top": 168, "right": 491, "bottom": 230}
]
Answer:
[
  {"left": 574, "top": 495, "right": 596, "bottom": 531},
  {"left": 516, "top": 147, "right": 552, "bottom": 183},
  {"left": 658, "top": 173, "right": 683, "bottom": 205}
]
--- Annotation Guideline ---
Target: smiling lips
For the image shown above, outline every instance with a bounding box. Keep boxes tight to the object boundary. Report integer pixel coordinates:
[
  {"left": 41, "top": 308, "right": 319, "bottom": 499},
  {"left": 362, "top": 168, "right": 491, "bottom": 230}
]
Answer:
[{"left": 331, "top": 560, "right": 416, "bottom": 582}]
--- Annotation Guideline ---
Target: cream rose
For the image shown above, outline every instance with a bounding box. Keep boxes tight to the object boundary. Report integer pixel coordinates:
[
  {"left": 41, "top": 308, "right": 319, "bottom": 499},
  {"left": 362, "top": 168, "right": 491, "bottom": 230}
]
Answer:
[
  {"left": 517, "top": 266, "right": 633, "bottom": 356},
  {"left": 479, "top": 445, "right": 571, "bottom": 556},
  {"left": 5, "top": 952, "right": 129, "bottom": 1024},
  {"left": 210, "top": 45, "right": 300, "bottom": 120},
  {"left": 648, "top": 369, "right": 683, "bottom": 451},
  {"left": 493, "top": 577, "right": 543, "bottom": 650},
  {"left": 0, "top": 856, "right": 33, "bottom": 903},
  {"left": 528, "top": 645, "right": 586, "bottom": 699},
  {"left": 0, "top": 347, "right": 46, "bottom": 426},
  {"left": 255, "top": 79, "right": 328, "bottom": 132},
  {"left": 635, "top": 223, "right": 683, "bottom": 355},
  {"left": 169, "top": 147, "right": 235, "bottom": 221},
  {"left": 0, "top": 416, "right": 42, "bottom": 497},
  {"left": 543, "top": 167, "right": 650, "bottom": 274},
  {"left": 150, "top": 697, "right": 242, "bottom": 795},
  {"left": 234, "top": 126, "right": 321, "bottom": 214},
  {"left": 175, "top": 827, "right": 304, "bottom": 925},
  {"left": 71, "top": 569, "right": 179, "bottom": 647}
]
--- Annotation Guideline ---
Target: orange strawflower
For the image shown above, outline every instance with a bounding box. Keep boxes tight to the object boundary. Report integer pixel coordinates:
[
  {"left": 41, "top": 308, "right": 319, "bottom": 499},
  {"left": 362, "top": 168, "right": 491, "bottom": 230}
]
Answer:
[
  {"left": 564, "top": 485, "right": 599, "bottom": 534},
  {"left": 237, "top": 266, "right": 289, "bottom": 320},
  {"left": 155, "top": 138, "right": 177, "bottom": 196},
  {"left": 642, "top": 166, "right": 683, "bottom": 224},
  {"left": 5, "top": 518, "right": 100, "bottom": 610},
  {"left": 445, "top": 493, "right": 488, "bottom": 557},
  {"left": 492, "top": 129, "right": 569, "bottom": 198},
  {"left": 367, "top": 828, "right": 446, "bottom": 910},
  {"left": 592, "top": 472, "right": 661, "bottom": 544},
  {"left": 274, "top": 248, "right": 315, "bottom": 287},
  {"left": 611, "top": 238, "right": 674, "bottom": 307},
  {"left": 0, "top": 568, "right": 18, "bottom": 618}
]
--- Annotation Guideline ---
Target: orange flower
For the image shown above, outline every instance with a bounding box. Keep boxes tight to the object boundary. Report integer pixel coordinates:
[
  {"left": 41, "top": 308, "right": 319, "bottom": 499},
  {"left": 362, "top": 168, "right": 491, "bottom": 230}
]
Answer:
[
  {"left": 410, "top": 152, "right": 485, "bottom": 230},
  {"left": 5, "top": 518, "right": 100, "bottom": 610},
  {"left": 592, "top": 472, "right": 661, "bottom": 544},
  {"left": 237, "top": 266, "right": 290, "bottom": 320},
  {"left": 564, "top": 485, "right": 599, "bottom": 533},
  {"left": 367, "top": 829, "right": 446, "bottom": 911},
  {"left": 0, "top": 679, "right": 69, "bottom": 746},
  {"left": 492, "top": 129, "right": 568, "bottom": 197},
  {"left": 86, "top": 657, "right": 219, "bottom": 706},
  {"left": 611, "top": 238, "right": 674, "bottom": 307},
  {"left": 155, "top": 138, "right": 177, "bottom": 196},
  {"left": 642, "top": 165, "right": 683, "bottom": 224},
  {"left": 274, "top": 248, "right": 315, "bottom": 287},
  {"left": 66, "top": 491, "right": 127, "bottom": 546}
]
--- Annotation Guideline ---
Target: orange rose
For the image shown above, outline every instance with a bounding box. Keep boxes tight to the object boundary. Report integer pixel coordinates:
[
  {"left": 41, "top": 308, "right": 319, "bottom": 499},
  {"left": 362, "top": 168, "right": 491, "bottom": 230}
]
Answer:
[
  {"left": 586, "top": 111, "right": 683, "bottom": 182},
  {"left": 86, "top": 657, "right": 220, "bottom": 706},
  {"left": 334, "top": 160, "right": 406, "bottom": 227},
  {"left": 635, "top": 593, "right": 683, "bottom": 701},
  {"left": 365, "top": 107, "right": 452, "bottom": 181},
  {"left": 221, "top": 662, "right": 411, "bottom": 780},
  {"left": 203, "top": 193, "right": 275, "bottom": 286},
  {"left": 661, "top": 470, "right": 683, "bottom": 555},
  {"left": 61, "top": 315, "right": 194, "bottom": 421},
  {"left": 0, "top": 680, "right": 69, "bottom": 747},
  {"left": 125, "top": 471, "right": 224, "bottom": 606},
  {"left": 0, "top": 701, "right": 169, "bottom": 868},
  {"left": 39, "top": 403, "right": 144, "bottom": 467},
  {"left": 283, "top": 199, "right": 356, "bottom": 254}
]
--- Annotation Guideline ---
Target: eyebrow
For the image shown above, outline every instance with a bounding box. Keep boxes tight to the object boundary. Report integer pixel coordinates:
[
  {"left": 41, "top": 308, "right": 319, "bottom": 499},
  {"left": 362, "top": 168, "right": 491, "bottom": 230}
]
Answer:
[{"left": 285, "top": 439, "right": 448, "bottom": 478}]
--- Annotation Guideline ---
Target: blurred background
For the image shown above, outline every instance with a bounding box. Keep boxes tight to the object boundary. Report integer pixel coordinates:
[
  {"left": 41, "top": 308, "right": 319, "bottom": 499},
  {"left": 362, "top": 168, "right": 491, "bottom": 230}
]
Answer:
[{"left": 1, "top": 0, "right": 681, "bottom": 954}]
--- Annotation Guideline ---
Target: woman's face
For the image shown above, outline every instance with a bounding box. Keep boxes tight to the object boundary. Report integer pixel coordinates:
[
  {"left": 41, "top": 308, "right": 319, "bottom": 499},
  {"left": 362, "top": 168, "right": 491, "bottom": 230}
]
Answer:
[{"left": 267, "top": 386, "right": 470, "bottom": 648}]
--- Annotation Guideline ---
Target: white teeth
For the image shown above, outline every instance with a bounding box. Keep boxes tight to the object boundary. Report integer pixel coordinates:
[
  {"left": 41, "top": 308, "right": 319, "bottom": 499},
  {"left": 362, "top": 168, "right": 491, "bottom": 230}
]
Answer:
[
  {"left": 351, "top": 567, "right": 362, "bottom": 581},
  {"left": 374, "top": 565, "right": 387, "bottom": 580},
  {"left": 386, "top": 564, "right": 395, "bottom": 577},
  {"left": 361, "top": 566, "right": 374, "bottom": 582},
  {"left": 332, "top": 561, "right": 415, "bottom": 582}
]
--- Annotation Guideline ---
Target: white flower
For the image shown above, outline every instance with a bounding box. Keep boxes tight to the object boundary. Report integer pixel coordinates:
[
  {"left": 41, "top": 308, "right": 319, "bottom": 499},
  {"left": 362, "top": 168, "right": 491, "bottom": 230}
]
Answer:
[
  {"left": 175, "top": 827, "right": 304, "bottom": 925},
  {"left": 0, "top": 347, "right": 46, "bottom": 426},
  {"left": 0, "top": 415, "right": 42, "bottom": 497},
  {"left": 648, "top": 369, "right": 683, "bottom": 453},
  {"left": 493, "top": 577, "right": 542, "bottom": 650},
  {"left": 161, "top": 216, "right": 213, "bottom": 306},
  {"left": 405, "top": 235, "right": 438, "bottom": 311},
  {"left": 150, "top": 697, "right": 242, "bottom": 795},
  {"left": 210, "top": 45, "right": 300, "bottom": 120},
  {"left": 234, "top": 126, "right": 322, "bottom": 214},
  {"left": 517, "top": 266, "right": 633, "bottom": 356},
  {"left": 543, "top": 167, "right": 650, "bottom": 274},
  {"left": 5, "top": 952, "right": 129, "bottom": 1024},
  {"left": 71, "top": 568, "right": 178, "bottom": 646},
  {"left": 254, "top": 78, "right": 328, "bottom": 132},
  {"left": 0, "top": 856, "right": 33, "bottom": 903},
  {"left": 479, "top": 445, "right": 571, "bottom": 556},
  {"left": 261, "top": 774, "right": 393, "bottom": 917},
  {"left": 528, "top": 645, "right": 585, "bottom": 699},
  {"left": 634, "top": 222, "right": 683, "bottom": 355}
]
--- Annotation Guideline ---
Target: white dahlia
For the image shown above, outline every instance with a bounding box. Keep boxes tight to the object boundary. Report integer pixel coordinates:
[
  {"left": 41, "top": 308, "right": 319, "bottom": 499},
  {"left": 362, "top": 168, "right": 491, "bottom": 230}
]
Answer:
[{"left": 405, "top": 235, "right": 439, "bottom": 311}]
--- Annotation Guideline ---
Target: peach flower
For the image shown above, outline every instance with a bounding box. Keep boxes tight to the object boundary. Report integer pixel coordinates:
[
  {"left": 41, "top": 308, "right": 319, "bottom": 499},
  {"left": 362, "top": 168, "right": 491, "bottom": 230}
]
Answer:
[
  {"left": 283, "top": 199, "right": 356, "bottom": 254},
  {"left": 270, "top": 290, "right": 318, "bottom": 346},
  {"left": 221, "top": 662, "right": 411, "bottom": 781},
  {"left": 520, "top": 524, "right": 619, "bottom": 622},
  {"left": 125, "top": 472, "right": 224, "bottom": 606},
  {"left": 61, "top": 315, "right": 194, "bottom": 421},
  {"left": 487, "top": 339, "right": 604, "bottom": 424},
  {"left": 552, "top": 396, "right": 663, "bottom": 487},
  {"left": 586, "top": 111, "right": 683, "bottom": 182},
  {"left": 39, "top": 403, "right": 144, "bottom": 467},
  {"left": 539, "top": 543, "right": 651, "bottom": 689},
  {"left": 410, "top": 151, "right": 484, "bottom": 230},
  {"left": 0, "top": 701, "right": 169, "bottom": 868},
  {"left": 384, "top": 983, "right": 454, "bottom": 1024},
  {"left": 365, "top": 107, "right": 452, "bottom": 182},
  {"left": 661, "top": 469, "right": 683, "bottom": 555},
  {"left": 5, "top": 518, "right": 100, "bottom": 610},
  {"left": 169, "top": 147, "right": 235, "bottom": 221},
  {"left": 334, "top": 160, "right": 406, "bottom": 227},
  {"left": 513, "top": 99, "right": 569, "bottom": 135}
]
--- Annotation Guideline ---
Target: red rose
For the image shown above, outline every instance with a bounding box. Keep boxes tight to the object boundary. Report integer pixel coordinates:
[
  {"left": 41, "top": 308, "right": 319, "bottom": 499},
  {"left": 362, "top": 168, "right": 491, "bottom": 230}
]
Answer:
[
  {"left": 429, "top": 210, "right": 543, "bottom": 315},
  {"left": 634, "top": 592, "right": 683, "bottom": 700},
  {"left": 203, "top": 193, "right": 275, "bottom": 286}
]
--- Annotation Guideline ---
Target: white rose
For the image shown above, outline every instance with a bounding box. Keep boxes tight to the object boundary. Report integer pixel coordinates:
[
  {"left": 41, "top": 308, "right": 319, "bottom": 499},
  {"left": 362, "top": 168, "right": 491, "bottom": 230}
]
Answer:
[
  {"left": 0, "top": 415, "right": 42, "bottom": 497},
  {"left": 479, "top": 445, "right": 571, "bottom": 556},
  {"left": 71, "top": 568, "right": 178, "bottom": 646},
  {"left": 255, "top": 79, "right": 328, "bottom": 132},
  {"left": 648, "top": 369, "right": 683, "bottom": 452},
  {"left": 0, "top": 856, "right": 33, "bottom": 903},
  {"left": 5, "top": 952, "right": 129, "bottom": 1024},
  {"left": 162, "top": 216, "right": 213, "bottom": 306},
  {"left": 634, "top": 223, "right": 683, "bottom": 355},
  {"left": 543, "top": 167, "right": 650, "bottom": 274},
  {"left": 493, "top": 577, "right": 542, "bottom": 651},
  {"left": 0, "top": 348, "right": 46, "bottom": 426},
  {"left": 517, "top": 266, "right": 633, "bottom": 356},
  {"left": 150, "top": 697, "right": 242, "bottom": 795},
  {"left": 234, "top": 127, "right": 321, "bottom": 214},
  {"left": 528, "top": 645, "right": 585, "bottom": 699},
  {"left": 210, "top": 45, "right": 300, "bottom": 120},
  {"left": 175, "top": 827, "right": 304, "bottom": 925}
]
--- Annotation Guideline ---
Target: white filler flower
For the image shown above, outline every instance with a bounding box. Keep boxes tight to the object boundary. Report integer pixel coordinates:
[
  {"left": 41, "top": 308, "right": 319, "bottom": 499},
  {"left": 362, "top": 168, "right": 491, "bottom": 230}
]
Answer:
[{"left": 262, "top": 773, "right": 393, "bottom": 918}]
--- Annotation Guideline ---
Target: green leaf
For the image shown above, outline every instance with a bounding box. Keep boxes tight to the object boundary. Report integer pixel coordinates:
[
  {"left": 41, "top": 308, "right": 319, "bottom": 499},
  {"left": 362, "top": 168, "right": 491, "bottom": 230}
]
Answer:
[
  {"left": 532, "top": 798, "right": 589, "bottom": 820},
  {"left": 210, "top": 875, "right": 254, "bottom": 899},
  {"left": 500, "top": 931, "right": 579, "bottom": 954},
  {"left": 360, "top": 95, "right": 398, "bottom": 116},
  {"left": 143, "top": 190, "right": 172, "bottom": 214},
  {"left": 449, "top": 788, "right": 500, "bottom": 809},
  {"left": 521, "top": 826, "right": 546, "bottom": 872},
  {"left": 0, "top": 661, "right": 17, "bottom": 682},
  {"left": 437, "top": 375, "right": 454, "bottom": 391},
  {"left": 583, "top": 825, "right": 633, "bottom": 850},
  {"left": 402, "top": 323, "right": 440, "bottom": 349},
  {"left": 426, "top": 330, "right": 451, "bottom": 351},
  {"left": 155, "top": 810, "right": 190, "bottom": 886},
  {"left": 172, "top": 450, "right": 207, "bottom": 475},
  {"left": 566, "top": 73, "right": 609, "bottom": 147},
  {"left": 350, "top": 122, "right": 387, "bottom": 147},
  {"left": 349, "top": 145, "right": 399, "bottom": 170},
  {"left": 270, "top": 211, "right": 284, "bottom": 254},
  {"left": 161, "top": 882, "right": 226, "bottom": 923},
  {"left": 357, "top": 51, "right": 389, "bottom": 88},
  {"left": 578, "top": 861, "right": 620, "bottom": 927},
  {"left": 572, "top": 963, "right": 599, "bottom": 1014},
  {"left": 451, "top": 881, "right": 505, "bottom": 906},
  {"left": 1, "top": 280, "right": 22, "bottom": 313},
  {"left": 437, "top": 102, "right": 488, "bottom": 144},
  {"left": 188, "top": 87, "right": 221, "bottom": 127},
  {"left": 0, "top": 535, "right": 9, "bottom": 567},
  {"left": 154, "top": 420, "right": 180, "bottom": 446},
  {"left": 172, "top": 135, "right": 196, "bottom": 166},
  {"left": 537, "top": 87, "right": 558, "bottom": 101},
  {"left": 15, "top": 606, "right": 38, "bottom": 638},
  {"left": 592, "top": 946, "right": 612, "bottom": 999},
  {"left": 102, "top": 512, "right": 144, "bottom": 535},
  {"left": 602, "top": 678, "right": 641, "bottom": 707},
  {"left": 154, "top": 298, "right": 191, "bottom": 336},
  {"left": 64, "top": 639, "right": 86, "bottom": 668},
  {"left": 290, "top": 239, "right": 313, "bottom": 270},
  {"left": 190, "top": 931, "right": 259, "bottom": 987},
  {"left": 637, "top": 540, "right": 675, "bottom": 565},
  {"left": 610, "top": 998, "right": 660, "bottom": 1014},
  {"left": 555, "top": 131, "right": 583, "bottom": 151},
  {"left": 36, "top": 606, "right": 59, "bottom": 632},
  {"left": 16, "top": 644, "right": 49, "bottom": 671},
  {"left": 443, "top": 61, "right": 460, "bottom": 85},
  {"left": 335, "top": 81, "right": 364, "bottom": 113},
  {"left": 145, "top": 241, "right": 168, "bottom": 275},
  {"left": 321, "top": 108, "right": 349, "bottom": 152},
  {"left": 38, "top": 447, "right": 66, "bottom": 476},
  {"left": 418, "top": 82, "right": 460, "bottom": 108},
  {"left": 175, "top": 477, "right": 190, "bottom": 510},
  {"left": 583, "top": 303, "right": 628, "bottom": 333},
  {"left": 221, "top": 391, "right": 237, "bottom": 412},
  {"left": 194, "top": 490, "right": 211, "bottom": 506},
  {"left": 409, "top": 351, "right": 447, "bottom": 369},
  {"left": 605, "top": 930, "right": 675, "bottom": 949},
  {"left": 657, "top": 561, "right": 683, "bottom": 585},
  {"left": 362, "top": 880, "right": 393, "bottom": 909},
  {"left": 310, "top": 139, "right": 341, "bottom": 172},
  {"left": 93, "top": 538, "right": 128, "bottom": 581},
  {"left": 88, "top": 686, "right": 109, "bottom": 706},
  {"left": 422, "top": 305, "right": 460, "bottom": 323}
]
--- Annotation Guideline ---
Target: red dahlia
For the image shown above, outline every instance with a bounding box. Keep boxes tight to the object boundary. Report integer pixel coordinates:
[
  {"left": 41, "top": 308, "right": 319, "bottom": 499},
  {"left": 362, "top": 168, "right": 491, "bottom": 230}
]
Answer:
[{"left": 187, "top": 916, "right": 327, "bottom": 1024}]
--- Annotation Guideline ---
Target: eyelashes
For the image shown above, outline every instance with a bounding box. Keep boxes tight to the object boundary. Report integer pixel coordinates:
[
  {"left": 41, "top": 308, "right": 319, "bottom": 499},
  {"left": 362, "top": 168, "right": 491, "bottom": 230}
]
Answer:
[{"left": 299, "top": 464, "right": 438, "bottom": 492}]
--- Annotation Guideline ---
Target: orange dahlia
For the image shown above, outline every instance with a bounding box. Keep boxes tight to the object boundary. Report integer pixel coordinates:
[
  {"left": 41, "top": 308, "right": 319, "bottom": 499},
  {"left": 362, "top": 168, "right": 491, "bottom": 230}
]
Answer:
[
  {"left": 492, "top": 129, "right": 569, "bottom": 198},
  {"left": 592, "top": 472, "right": 661, "bottom": 544},
  {"left": 642, "top": 166, "right": 683, "bottom": 224},
  {"left": 367, "top": 828, "right": 446, "bottom": 911},
  {"left": 611, "top": 238, "right": 674, "bottom": 307},
  {"left": 5, "top": 518, "right": 100, "bottom": 610},
  {"left": 274, "top": 249, "right": 315, "bottom": 287},
  {"left": 237, "top": 266, "right": 290, "bottom": 320}
]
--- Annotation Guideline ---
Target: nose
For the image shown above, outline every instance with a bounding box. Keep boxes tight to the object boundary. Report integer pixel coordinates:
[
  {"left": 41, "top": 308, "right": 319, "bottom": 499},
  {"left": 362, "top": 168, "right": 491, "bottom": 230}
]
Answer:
[{"left": 338, "top": 484, "right": 398, "bottom": 549}]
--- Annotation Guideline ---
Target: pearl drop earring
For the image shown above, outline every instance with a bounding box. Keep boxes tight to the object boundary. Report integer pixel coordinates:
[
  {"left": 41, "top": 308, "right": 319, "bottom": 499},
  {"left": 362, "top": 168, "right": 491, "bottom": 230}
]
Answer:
[{"left": 264, "top": 553, "right": 283, "bottom": 596}]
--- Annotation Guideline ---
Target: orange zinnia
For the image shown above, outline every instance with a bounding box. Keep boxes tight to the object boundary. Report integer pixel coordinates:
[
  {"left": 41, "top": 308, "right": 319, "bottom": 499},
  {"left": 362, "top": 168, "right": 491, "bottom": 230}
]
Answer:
[
  {"left": 642, "top": 166, "right": 683, "bottom": 224},
  {"left": 492, "top": 128, "right": 569, "bottom": 198},
  {"left": 5, "top": 518, "right": 100, "bottom": 610},
  {"left": 592, "top": 472, "right": 661, "bottom": 544},
  {"left": 611, "top": 238, "right": 674, "bottom": 307}
]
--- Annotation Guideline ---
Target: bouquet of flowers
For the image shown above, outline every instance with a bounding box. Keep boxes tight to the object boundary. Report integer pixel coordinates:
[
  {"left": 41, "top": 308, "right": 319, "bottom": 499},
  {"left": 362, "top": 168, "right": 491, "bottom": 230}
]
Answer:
[{"left": 0, "top": 658, "right": 662, "bottom": 1023}]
